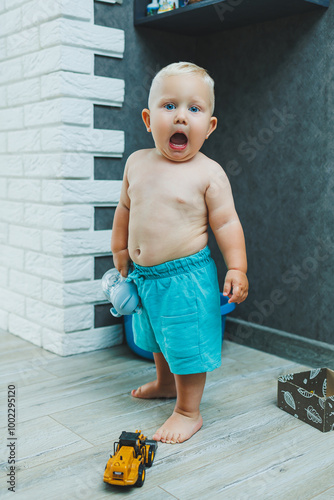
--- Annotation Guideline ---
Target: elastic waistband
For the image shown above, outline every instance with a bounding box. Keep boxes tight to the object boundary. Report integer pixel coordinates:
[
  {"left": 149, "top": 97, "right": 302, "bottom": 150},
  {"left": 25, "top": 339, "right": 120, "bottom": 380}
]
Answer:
[{"left": 130, "top": 246, "right": 211, "bottom": 280}]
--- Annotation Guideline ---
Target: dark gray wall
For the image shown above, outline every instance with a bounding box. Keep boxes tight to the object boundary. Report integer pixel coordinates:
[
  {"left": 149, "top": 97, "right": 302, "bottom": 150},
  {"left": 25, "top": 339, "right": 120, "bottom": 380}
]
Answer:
[
  {"left": 94, "top": 1, "right": 334, "bottom": 346},
  {"left": 198, "top": 8, "right": 334, "bottom": 347}
]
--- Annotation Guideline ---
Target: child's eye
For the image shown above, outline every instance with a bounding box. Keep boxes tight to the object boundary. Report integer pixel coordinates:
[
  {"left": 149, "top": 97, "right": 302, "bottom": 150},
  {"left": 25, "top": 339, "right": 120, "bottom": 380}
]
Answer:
[
  {"left": 189, "top": 106, "right": 200, "bottom": 113},
  {"left": 164, "top": 103, "right": 175, "bottom": 110}
]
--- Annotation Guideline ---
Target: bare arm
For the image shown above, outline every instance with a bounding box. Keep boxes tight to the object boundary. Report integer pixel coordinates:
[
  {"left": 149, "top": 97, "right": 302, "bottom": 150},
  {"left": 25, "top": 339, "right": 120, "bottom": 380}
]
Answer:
[
  {"left": 205, "top": 164, "right": 248, "bottom": 303},
  {"left": 111, "top": 162, "right": 131, "bottom": 277}
]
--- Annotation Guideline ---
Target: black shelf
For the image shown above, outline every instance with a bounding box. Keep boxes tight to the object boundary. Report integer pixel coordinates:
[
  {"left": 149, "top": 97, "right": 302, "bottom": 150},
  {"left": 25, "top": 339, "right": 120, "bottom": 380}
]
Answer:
[{"left": 134, "top": 0, "right": 329, "bottom": 36}]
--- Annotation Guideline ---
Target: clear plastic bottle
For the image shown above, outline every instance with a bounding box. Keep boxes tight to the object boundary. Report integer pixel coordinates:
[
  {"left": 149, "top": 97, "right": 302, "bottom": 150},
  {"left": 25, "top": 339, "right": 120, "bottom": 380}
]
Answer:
[{"left": 101, "top": 269, "right": 141, "bottom": 317}]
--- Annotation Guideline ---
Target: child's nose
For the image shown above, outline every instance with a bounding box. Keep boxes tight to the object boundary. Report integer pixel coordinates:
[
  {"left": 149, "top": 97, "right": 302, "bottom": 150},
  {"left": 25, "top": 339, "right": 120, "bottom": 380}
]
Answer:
[{"left": 174, "top": 108, "right": 188, "bottom": 125}]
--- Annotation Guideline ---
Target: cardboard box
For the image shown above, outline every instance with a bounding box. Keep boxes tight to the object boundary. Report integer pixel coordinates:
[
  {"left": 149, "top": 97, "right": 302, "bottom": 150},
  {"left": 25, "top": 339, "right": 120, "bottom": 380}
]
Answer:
[{"left": 277, "top": 368, "right": 334, "bottom": 432}]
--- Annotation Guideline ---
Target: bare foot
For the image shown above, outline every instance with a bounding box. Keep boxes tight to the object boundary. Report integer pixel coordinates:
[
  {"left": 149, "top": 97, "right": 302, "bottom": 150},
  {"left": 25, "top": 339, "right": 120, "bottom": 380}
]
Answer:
[
  {"left": 153, "top": 410, "right": 203, "bottom": 444},
  {"left": 131, "top": 379, "right": 176, "bottom": 399}
]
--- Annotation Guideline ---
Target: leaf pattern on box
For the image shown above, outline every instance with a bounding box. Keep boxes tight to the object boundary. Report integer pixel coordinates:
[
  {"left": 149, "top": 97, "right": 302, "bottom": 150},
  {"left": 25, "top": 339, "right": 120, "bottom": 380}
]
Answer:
[
  {"left": 322, "top": 379, "right": 327, "bottom": 397},
  {"left": 278, "top": 374, "right": 294, "bottom": 382},
  {"left": 297, "top": 388, "right": 314, "bottom": 398},
  {"left": 282, "top": 391, "right": 296, "bottom": 410},
  {"left": 319, "top": 398, "right": 325, "bottom": 410},
  {"left": 310, "top": 368, "right": 321, "bottom": 379},
  {"left": 306, "top": 406, "right": 322, "bottom": 424}
]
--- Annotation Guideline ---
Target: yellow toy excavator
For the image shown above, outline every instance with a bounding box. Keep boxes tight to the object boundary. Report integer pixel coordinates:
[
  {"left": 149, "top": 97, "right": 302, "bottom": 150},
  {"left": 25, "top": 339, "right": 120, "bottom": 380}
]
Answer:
[{"left": 103, "top": 430, "right": 157, "bottom": 487}]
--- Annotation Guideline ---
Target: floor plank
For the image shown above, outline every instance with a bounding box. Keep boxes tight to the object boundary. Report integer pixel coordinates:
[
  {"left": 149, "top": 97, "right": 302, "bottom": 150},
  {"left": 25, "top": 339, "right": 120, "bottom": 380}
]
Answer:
[
  {"left": 159, "top": 423, "right": 334, "bottom": 499},
  {"left": 0, "top": 330, "right": 332, "bottom": 499},
  {"left": 311, "top": 487, "right": 334, "bottom": 499},
  {"left": 0, "top": 415, "right": 92, "bottom": 471}
]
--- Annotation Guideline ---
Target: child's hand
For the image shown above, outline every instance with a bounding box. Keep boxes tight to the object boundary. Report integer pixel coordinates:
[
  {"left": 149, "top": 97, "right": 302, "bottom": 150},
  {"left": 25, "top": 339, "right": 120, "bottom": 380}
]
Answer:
[
  {"left": 112, "top": 249, "right": 131, "bottom": 277},
  {"left": 223, "top": 270, "right": 248, "bottom": 304}
]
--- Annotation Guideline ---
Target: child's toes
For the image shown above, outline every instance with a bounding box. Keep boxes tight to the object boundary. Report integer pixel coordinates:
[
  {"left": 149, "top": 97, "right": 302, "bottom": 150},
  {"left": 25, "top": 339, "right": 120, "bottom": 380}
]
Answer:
[
  {"left": 169, "top": 433, "right": 180, "bottom": 444},
  {"left": 159, "top": 428, "right": 169, "bottom": 443},
  {"left": 165, "top": 430, "right": 179, "bottom": 444},
  {"left": 164, "top": 432, "right": 173, "bottom": 444},
  {"left": 152, "top": 429, "right": 163, "bottom": 442}
]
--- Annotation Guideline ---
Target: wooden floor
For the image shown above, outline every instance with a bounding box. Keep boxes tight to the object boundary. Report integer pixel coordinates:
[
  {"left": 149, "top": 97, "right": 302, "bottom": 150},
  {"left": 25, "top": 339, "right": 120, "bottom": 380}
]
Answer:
[{"left": 1, "top": 330, "right": 333, "bottom": 500}]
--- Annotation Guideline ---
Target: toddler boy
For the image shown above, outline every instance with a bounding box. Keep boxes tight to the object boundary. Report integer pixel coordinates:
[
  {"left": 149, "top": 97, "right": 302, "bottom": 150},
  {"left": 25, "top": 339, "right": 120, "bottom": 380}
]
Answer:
[{"left": 111, "top": 62, "right": 248, "bottom": 444}]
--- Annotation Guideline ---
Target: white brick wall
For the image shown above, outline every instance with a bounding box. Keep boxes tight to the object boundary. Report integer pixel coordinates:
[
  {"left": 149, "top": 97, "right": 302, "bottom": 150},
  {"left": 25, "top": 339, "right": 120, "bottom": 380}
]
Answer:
[{"left": 0, "top": 0, "right": 124, "bottom": 354}]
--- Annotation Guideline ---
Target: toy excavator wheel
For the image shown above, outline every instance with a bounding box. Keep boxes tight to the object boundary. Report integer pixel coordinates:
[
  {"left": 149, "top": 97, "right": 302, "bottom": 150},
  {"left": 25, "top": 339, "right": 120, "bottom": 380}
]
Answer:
[
  {"left": 135, "top": 464, "right": 146, "bottom": 487},
  {"left": 147, "top": 448, "right": 155, "bottom": 468}
]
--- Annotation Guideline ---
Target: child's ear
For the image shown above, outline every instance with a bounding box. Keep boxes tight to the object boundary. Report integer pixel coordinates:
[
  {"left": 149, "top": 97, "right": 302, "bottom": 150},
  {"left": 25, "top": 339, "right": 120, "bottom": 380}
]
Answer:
[
  {"left": 206, "top": 116, "right": 218, "bottom": 139},
  {"left": 142, "top": 109, "right": 151, "bottom": 132}
]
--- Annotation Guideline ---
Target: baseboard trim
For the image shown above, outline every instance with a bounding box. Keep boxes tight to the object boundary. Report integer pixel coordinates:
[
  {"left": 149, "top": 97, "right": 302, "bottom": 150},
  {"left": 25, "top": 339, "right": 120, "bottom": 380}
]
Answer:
[{"left": 225, "top": 317, "right": 334, "bottom": 368}]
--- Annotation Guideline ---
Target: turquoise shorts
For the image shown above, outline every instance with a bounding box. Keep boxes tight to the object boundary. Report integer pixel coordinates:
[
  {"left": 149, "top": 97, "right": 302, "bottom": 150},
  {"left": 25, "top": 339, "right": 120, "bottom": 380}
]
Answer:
[{"left": 128, "top": 246, "right": 222, "bottom": 375}]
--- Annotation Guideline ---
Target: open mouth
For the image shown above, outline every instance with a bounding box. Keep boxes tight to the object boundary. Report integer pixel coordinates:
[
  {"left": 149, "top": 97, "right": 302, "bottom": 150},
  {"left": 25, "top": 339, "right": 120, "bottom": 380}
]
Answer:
[{"left": 169, "top": 133, "right": 188, "bottom": 150}]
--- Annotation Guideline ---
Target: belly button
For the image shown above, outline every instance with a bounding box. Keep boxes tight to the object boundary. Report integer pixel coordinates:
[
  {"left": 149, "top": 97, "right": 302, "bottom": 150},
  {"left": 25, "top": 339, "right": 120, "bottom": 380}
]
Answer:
[{"left": 135, "top": 248, "right": 141, "bottom": 257}]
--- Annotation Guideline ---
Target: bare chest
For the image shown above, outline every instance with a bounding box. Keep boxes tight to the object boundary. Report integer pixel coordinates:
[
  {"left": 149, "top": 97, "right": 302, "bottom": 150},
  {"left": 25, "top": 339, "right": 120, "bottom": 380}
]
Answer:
[{"left": 127, "top": 164, "right": 207, "bottom": 211}]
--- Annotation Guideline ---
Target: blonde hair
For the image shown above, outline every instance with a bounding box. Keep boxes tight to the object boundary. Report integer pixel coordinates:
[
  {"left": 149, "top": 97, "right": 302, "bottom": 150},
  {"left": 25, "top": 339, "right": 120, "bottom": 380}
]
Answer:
[{"left": 148, "top": 62, "right": 215, "bottom": 114}]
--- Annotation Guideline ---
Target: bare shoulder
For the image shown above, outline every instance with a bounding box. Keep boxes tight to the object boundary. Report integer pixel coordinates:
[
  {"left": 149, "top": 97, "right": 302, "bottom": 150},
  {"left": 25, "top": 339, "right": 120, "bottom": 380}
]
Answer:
[
  {"left": 126, "top": 149, "right": 150, "bottom": 165},
  {"left": 125, "top": 149, "right": 153, "bottom": 177},
  {"left": 197, "top": 153, "right": 230, "bottom": 189}
]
